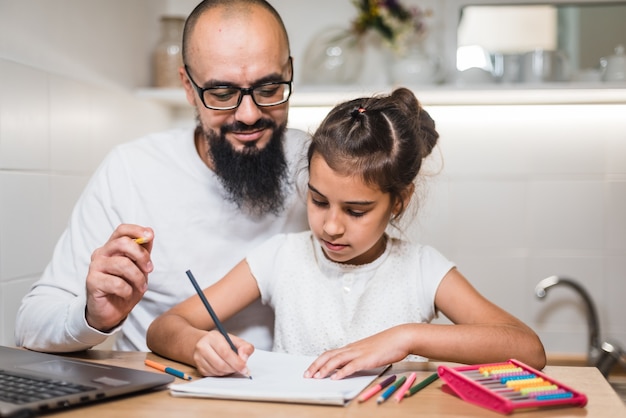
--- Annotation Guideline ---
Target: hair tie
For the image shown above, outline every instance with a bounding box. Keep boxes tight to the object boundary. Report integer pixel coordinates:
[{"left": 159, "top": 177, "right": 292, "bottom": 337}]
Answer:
[{"left": 351, "top": 107, "right": 366, "bottom": 118}]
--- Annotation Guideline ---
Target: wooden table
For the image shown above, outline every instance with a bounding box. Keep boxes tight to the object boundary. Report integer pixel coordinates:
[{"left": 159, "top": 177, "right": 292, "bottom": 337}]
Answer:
[{"left": 51, "top": 350, "right": 625, "bottom": 417}]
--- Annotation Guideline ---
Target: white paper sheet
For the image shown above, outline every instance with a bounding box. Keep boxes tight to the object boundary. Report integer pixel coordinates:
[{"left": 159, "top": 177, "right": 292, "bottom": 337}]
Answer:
[{"left": 169, "top": 350, "right": 386, "bottom": 406}]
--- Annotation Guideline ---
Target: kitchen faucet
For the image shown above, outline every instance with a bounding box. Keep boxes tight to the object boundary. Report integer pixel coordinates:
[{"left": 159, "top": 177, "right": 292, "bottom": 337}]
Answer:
[{"left": 535, "top": 275, "right": 625, "bottom": 377}]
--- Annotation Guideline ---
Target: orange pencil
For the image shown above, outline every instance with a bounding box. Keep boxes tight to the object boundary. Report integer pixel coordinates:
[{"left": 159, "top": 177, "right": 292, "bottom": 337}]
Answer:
[{"left": 145, "top": 359, "right": 192, "bottom": 380}]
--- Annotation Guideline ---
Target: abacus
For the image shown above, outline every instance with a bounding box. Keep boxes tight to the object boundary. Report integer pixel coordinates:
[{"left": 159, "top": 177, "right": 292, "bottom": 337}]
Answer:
[{"left": 437, "top": 359, "right": 588, "bottom": 415}]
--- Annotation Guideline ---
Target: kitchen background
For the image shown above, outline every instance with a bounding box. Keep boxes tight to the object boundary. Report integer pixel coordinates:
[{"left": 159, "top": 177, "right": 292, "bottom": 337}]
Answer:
[{"left": 0, "top": 0, "right": 625, "bottom": 367}]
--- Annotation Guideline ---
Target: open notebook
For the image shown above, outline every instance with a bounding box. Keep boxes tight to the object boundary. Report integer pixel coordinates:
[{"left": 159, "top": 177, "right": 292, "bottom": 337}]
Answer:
[{"left": 170, "top": 350, "right": 386, "bottom": 406}]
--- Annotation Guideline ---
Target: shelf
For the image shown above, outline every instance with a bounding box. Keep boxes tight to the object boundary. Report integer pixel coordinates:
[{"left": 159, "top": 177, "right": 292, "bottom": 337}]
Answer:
[
  {"left": 135, "top": 83, "right": 626, "bottom": 108},
  {"left": 135, "top": 88, "right": 189, "bottom": 106}
]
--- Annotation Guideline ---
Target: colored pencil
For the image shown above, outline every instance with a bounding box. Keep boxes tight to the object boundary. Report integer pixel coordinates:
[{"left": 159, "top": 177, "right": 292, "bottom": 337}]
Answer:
[
  {"left": 145, "top": 358, "right": 192, "bottom": 380},
  {"left": 185, "top": 269, "right": 252, "bottom": 379},
  {"left": 394, "top": 372, "right": 417, "bottom": 402},
  {"left": 377, "top": 375, "right": 407, "bottom": 404},
  {"left": 404, "top": 372, "right": 440, "bottom": 398},
  {"left": 358, "top": 375, "right": 396, "bottom": 402}
]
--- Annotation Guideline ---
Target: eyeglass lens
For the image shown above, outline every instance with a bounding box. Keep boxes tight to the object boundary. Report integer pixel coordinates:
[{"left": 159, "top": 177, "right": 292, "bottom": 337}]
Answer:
[{"left": 202, "top": 83, "right": 291, "bottom": 110}]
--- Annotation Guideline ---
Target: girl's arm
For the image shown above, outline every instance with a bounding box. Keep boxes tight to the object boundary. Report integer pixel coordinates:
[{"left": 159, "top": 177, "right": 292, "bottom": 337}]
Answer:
[
  {"left": 305, "top": 268, "right": 546, "bottom": 380},
  {"left": 417, "top": 267, "right": 546, "bottom": 367},
  {"left": 146, "top": 259, "right": 261, "bottom": 376}
]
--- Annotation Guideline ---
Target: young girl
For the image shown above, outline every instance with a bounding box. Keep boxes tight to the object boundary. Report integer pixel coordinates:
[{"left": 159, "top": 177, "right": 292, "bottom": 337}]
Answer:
[{"left": 147, "top": 88, "right": 546, "bottom": 380}]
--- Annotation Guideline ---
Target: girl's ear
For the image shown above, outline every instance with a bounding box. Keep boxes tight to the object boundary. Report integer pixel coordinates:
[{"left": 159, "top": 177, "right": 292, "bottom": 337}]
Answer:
[{"left": 393, "top": 183, "right": 415, "bottom": 216}]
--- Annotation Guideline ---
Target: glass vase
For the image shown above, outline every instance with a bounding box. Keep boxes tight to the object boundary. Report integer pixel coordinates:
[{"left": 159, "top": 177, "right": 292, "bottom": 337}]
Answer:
[
  {"left": 356, "top": 31, "right": 391, "bottom": 87},
  {"left": 301, "top": 27, "right": 363, "bottom": 85},
  {"left": 389, "top": 33, "right": 440, "bottom": 86}
]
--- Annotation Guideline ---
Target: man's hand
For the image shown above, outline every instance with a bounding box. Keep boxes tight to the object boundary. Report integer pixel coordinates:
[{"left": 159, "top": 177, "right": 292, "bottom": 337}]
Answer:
[{"left": 85, "top": 224, "right": 154, "bottom": 332}]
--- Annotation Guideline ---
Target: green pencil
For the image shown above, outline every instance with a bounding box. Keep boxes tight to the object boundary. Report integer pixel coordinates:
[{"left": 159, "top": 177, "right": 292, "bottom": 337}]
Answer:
[
  {"left": 377, "top": 375, "right": 407, "bottom": 404},
  {"left": 404, "top": 372, "right": 439, "bottom": 398}
]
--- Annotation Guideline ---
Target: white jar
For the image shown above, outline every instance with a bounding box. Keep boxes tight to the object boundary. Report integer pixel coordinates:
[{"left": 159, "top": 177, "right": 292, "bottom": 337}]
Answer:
[{"left": 601, "top": 45, "right": 626, "bottom": 83}]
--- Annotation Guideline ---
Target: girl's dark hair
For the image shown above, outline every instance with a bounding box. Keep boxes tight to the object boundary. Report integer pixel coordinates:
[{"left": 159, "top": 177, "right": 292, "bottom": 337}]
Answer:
[{"left": 307, "top": 87, "right": 438, "bottom": 219}]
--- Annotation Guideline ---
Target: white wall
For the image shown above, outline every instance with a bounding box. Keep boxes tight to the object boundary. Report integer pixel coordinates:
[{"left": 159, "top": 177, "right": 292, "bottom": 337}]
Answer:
[
  {"left": 0, "top": 1, "right": 172, "bottom": 345},
  {"left": 290, "top": 101, "right": 626, "bottom": 357},
  {"left": 423, "top": 104, "right": 626, "bottom": 356},
  {"left": 0, "top": 0, "right": 624, "bottom": 360}
]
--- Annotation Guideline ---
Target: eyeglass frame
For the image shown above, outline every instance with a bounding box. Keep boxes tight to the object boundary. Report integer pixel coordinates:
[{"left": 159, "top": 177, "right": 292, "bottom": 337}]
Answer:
[{"left": 184, "top": 57, "right": 294, "bottom": 111}]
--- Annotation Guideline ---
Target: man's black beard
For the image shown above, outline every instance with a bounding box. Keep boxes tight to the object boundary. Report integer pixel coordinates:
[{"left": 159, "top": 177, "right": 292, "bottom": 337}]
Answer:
[{"left": 201, "top": 118, "right": 289, "bottom": 217}]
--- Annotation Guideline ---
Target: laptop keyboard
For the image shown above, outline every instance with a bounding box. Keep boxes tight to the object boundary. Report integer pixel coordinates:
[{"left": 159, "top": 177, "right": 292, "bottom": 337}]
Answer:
[{"left": 0, "top": 369, "right": 96, "bottom": 405}]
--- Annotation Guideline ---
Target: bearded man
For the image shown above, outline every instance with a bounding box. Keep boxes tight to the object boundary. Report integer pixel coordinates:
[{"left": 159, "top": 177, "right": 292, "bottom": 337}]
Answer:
[{"left": 16, "top": 0, "right": 308, "bottom": 352}]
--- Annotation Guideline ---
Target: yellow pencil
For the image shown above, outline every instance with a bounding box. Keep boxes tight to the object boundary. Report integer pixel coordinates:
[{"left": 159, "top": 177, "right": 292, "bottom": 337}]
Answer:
[{"left": 134, "top": 236, "right": 149, "bottom": 244}]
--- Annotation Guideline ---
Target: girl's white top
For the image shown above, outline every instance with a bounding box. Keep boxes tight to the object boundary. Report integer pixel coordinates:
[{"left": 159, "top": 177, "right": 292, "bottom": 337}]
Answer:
[{"left": 247, "top": 231, "right": 455, "bottom": 360}]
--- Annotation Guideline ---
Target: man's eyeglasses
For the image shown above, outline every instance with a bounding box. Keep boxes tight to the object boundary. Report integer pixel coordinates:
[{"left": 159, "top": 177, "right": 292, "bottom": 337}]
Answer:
[{"left": 184, "top": 60, "right": 293, "bottom": 111}]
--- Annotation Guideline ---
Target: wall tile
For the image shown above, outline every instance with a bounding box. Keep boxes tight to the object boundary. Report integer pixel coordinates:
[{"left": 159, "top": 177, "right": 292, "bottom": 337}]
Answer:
[
  {"left": 288, "top": 106, "right": 332, "bottom": 134},
  {"left": 49, "top": 174, "right": 90, "bottom": 250},
  {"left": 449, "top": 180, "right": 528, "bottom": 252},
  {"left": 0, "top": 172, "right": 52, "bottom": 280},
  {"left": 90, "top": 87, "right": 136, "bottom": 161},
  {"left": 406, "top": 176, "right": 453, "bottom": 255},
  {"left": 605, "top": 114, "right": 626, "bottom": 176},
  {"left": 0, "top": 60, "right": 3, "bottom": 147},
  {"left": 535, "top": 331, "right": 588, "bottom": 355},
  {"left": 50, "top": 75, "right": 172, "bottom": 175},
  {"left": 0, "top": 60, "right": 50, "bottom": 170},
  {"left": 605, "top": 256, "right": 626, "bottom": 345},
  {"left": 49, "top": 75, "right": 95, "bottom": 173},
  {"left": 452, "top": 254, "right": 530, "bottom": 323},
  {"left": 528, "top": 180, "right": 604, "bottom": 251},
  {"left": 431, "top": 106, "right": 532, "bottom": 178},
  {"left": 606, "top": 181, "right": 626, "bottom": 252},
  {"left": 0, "top": 276, "right": 37, "bottom": 347},
  {"left": 525, "top": 105, "right": 606, "bottom": 176},
  {"left": 101, "top": 88, "right": 172, "bottom": 149}
]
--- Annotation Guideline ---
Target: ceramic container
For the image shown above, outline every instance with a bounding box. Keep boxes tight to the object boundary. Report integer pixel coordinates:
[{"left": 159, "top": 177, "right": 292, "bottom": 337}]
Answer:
[{"left": 601, "top": 45, "right": 626, "bottom": 82}]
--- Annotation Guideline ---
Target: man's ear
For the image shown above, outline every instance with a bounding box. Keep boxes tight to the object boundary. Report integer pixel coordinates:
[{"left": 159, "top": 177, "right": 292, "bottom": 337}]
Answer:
[{"left": 180, "top": 66, "right": 197, "bottom": 107}]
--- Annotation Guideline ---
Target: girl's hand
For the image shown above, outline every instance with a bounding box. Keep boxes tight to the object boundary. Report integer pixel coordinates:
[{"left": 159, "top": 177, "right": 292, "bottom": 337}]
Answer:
[
  {"left": 303, "top": 326, "right": 411, "bottom": 380},
  {"left": 192, "top": 330, "right": 254, "bottom": 377}
]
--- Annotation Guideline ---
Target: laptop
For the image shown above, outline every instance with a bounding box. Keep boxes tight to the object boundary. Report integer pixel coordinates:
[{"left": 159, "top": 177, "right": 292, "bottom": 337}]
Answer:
[{"left": 0, "top": 345, "right": 174, "bottom": 418}]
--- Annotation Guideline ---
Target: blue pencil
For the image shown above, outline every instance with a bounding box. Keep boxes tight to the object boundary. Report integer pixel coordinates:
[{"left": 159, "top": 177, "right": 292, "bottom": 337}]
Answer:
[{"left": 377, "top": 375, "right": 407, "bottom": 404}]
